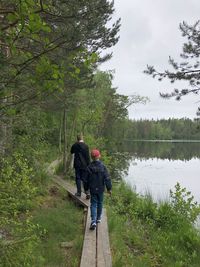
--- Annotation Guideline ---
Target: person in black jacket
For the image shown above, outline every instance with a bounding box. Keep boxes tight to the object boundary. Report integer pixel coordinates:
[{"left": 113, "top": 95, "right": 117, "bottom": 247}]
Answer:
[
  {"left": 70, "top": 134, "right": 90, "bottom": 198},
  {"left": 85, "top": 149, "right": 112, "bottom": 230}
]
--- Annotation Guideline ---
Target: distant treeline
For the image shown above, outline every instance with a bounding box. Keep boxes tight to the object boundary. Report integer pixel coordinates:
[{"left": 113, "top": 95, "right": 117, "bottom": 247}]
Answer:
[{"left": 122, "top": 118, "right": 200, "bottom": 140}]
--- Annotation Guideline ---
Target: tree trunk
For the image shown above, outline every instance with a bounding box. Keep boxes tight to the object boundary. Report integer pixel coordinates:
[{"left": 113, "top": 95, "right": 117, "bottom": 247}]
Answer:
[
  {"left": 0, "top": 119, "right": 7, "bottom": 155},
  {"left": 63, "top": 107, "right": 67, "bottom": 174},
  {"left": 59, "top": 112, "right": 62, "bottom": 153},
  {"left": 68, "top": 109, "right": 77, "bottom": 146},
  {"left": 0, "top": 44, "right": 11, "bottom": 155}
]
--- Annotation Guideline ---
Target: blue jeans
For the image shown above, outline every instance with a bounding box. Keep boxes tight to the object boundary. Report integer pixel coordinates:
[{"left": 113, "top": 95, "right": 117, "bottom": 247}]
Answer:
[
  {"left": 90, "top": 193, "right": 104, "bottom": 222},
  {"left": 75, "top": 168, "right": 87, "bottom": 194}
]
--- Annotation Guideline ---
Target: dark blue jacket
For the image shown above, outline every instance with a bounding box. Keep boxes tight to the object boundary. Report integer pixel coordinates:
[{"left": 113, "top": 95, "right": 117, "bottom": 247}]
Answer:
[{"left": 85, "top": 160, "right": 112, "bottom": 194}]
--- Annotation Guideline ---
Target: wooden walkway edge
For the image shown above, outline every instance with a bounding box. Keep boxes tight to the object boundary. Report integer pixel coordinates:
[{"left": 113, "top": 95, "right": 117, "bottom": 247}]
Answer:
[
  {"left": 97, "top": 209, "right": 112, "bottom": 267},
  {"left": 51, "top": 175, "right": 112, "bottom": 267},
  {"left": 80, "top": 209, "right": 96, "bottom": 266},
  {"left": 52, "top": 175, "right": 89, "bottom": 208}
]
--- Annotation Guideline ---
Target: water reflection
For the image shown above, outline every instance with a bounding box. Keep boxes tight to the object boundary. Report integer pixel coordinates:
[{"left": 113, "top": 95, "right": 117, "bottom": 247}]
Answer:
[
  {"left": 120, "top": 141, "right": 200, "bottom": 160},
  {"left": 125, "top": 157, "right": 200, "bottom": 203},
  {"left": 118, "top": 141, "right": 200, "bottom": 204}
]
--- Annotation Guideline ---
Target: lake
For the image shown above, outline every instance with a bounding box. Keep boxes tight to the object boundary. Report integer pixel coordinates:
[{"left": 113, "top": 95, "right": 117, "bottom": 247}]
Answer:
[{"left": 121, "top": 141, "right": 200, "bottom": 204}]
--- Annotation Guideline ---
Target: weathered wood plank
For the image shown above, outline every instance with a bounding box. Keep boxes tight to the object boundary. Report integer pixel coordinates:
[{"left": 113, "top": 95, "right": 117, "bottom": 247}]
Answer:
[
  {"left": 97, "top": 208, "right": 112, "bottom": 267},
  {"left": 80, "top": 209, "right": 96, "bottom": 267},
  {"left": 52, "top": 175, "right": 75, "bottom": 191},
  {"left": 52, "top": 176, "right": 89, "bottom": 208},
  {"left": 97, "top": 221, "right": 105, "bottom": 267}
]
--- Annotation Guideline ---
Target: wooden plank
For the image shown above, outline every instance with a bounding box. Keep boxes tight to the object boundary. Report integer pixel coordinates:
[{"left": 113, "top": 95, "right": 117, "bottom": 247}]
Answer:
[
  {"left": 97, "top": 208, "right": 112, "bottom": 267},
  {"left": 80, "top": 209, "right": 96, "bottom": 267},
  {"left": 52, "top": 176, "right": 89, "bottom": 208},
  {"left": 97, "top": 219, "right": 105, "bottom": 267},
  {"left": 53, "top": 176, "right": 75, "bottom": 191},
  {"left": 67, "top": 191, "right": 89, "bottom": 208}
]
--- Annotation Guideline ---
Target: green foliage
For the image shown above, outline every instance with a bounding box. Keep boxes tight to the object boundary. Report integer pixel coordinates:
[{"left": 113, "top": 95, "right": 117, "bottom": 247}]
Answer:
[
  {"left": 34, "top": 56, "right": 64, "bottom": 92},
  {"left": 11, "top": 107, "right": 60, "bottom": 171},
  {"left": 170, "top": 182, "right": 200, "bottom": 223},
  {"left": 102, "top": 151, "right": 131, "bottom": 180},
  {"left": 135, "top": 195, "right": 157, "bottom": 222},
  {"left": 0, "top": 0, "right": 121, "bottom": 115},
  {"left": 0, "top": 153, "right": 37, "bottom": 215},
  {"left": 154, "top": 202, "right": 179, "bottom": 230},
  {"left": 106, "top": 182, "right": 200, "bottom": 266},
  {"left": 0, "top": 153, "right": 42, "bottom": 267},
  {"left": 0, "top": 217, "right": 41, "bottom": 267}
]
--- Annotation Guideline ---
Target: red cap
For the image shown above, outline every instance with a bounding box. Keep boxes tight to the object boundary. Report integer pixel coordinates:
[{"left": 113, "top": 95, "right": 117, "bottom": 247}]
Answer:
[{"left": 91, "top": 149, "right": 101, "bottom": 159}]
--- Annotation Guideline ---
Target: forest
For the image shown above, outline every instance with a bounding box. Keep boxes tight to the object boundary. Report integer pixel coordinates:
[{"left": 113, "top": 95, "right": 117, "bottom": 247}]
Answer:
[{"left": 123, "top": 118, "right": 200, "bottom": 141}]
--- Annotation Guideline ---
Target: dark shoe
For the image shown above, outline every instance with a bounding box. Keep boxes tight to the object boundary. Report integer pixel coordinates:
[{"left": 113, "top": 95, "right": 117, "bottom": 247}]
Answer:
[
  {"left": 86, "top": 194, "right": 90, "bottom": 200},
  {"left": 96, "top": 219, "right": 101, "bottom": 223},
  {"left": 75, "top": 192, "right": 81, "bottom": 197},
  {"left": 89, "top": 221, "right": 96, "bottom": 230}
]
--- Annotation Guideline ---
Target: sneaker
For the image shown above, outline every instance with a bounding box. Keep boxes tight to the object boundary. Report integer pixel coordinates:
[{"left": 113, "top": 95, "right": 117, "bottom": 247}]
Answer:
[
  {"left": 96, "top": 219, "right": 101, "bottom": 223},
  {"left": 89, "top": 221, "right": 96, "bottom": 230},
  {"left": 86, "top": 194, "right": 90, "bottom": 200},
  {"left": 75, "top": 192, "right": 81, "bottom": 197}
]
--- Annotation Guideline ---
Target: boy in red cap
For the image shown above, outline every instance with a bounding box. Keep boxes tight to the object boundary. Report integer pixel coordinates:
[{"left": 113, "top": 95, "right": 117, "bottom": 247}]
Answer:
[{"left": 85, "top": 149, "right": 112, "bottom": 230}]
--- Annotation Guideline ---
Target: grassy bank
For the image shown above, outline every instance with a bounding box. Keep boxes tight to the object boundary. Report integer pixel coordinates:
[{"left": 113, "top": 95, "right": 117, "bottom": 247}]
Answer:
[
  {"left": 0, "top": 151, "right": 84, "bottom": 267},
  {"left": 106, "top": 182, "right": 200, "bottom": 267},
  {"left": 32, "top": 184, "right": 84, "bottom": 267}
]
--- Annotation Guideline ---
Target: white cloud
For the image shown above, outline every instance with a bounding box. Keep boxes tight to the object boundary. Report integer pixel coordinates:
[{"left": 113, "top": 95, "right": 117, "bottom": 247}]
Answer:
[{"left": 101, "top": 0, "right": 200, "bottom": 119}]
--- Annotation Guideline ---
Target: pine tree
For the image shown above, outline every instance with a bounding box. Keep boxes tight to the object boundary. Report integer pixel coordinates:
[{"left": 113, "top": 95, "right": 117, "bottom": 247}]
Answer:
[{"left": 145, "top": 21, "right": 200, "bottom": 116}]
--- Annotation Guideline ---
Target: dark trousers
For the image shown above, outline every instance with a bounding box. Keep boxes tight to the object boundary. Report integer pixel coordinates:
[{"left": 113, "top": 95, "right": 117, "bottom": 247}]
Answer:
[
  {"left": 90, "top": 192, "right": 104, "bottom": 222},
  {"left": 75, "top": 168, "right": 87, "bottom": 194}
]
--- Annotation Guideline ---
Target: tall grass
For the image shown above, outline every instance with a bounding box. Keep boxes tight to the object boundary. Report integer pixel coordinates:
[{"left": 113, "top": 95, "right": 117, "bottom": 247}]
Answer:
[
  {"left": 106, "top": 182, "right": 200, "bottom": 267},
  {"left": 32, "top": 186, "right": 84, "bottom": 267}
]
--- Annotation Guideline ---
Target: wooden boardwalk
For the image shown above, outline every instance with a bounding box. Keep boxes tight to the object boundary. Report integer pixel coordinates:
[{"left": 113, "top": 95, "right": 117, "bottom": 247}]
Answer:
[
  {"left": 52, "top": 175, "right": 112, "bottom": 267},
  {"left": 52, "top": 175, "right": 89, "bottom": 208}
]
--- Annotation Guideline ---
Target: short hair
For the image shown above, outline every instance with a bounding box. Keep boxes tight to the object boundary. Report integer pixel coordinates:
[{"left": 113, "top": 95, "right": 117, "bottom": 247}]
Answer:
[{"left": 77, "top": 134, "right": 83, "bottom": 141}]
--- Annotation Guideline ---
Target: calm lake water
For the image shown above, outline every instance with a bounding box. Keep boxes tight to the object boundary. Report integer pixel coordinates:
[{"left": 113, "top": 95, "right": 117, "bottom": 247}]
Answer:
[{"left": 122, "top": 141, "right": 200, "bottom": 204}]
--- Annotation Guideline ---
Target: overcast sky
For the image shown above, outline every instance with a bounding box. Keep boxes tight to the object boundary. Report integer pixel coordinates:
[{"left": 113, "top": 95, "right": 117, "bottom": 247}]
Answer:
[{"left": 100, "top": 0, "right": 200, "bottom": 120}]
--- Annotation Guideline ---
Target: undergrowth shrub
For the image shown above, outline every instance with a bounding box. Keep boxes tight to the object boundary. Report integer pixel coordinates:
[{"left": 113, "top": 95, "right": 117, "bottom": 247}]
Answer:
[
  {"left": 154, "top": 202, "right": 179, "bottom": 230},
  {"left": 107, "top": 182, "right": 200, "bottom": 266},
  {"left": 0, "top": 153, "right": 42, "bottom": 267},
  {"left": 135, "top": 195, "right": 157, "bottom": 221},
  {"left": 170, "top": 182, "right": 200, "bottom": 223}
]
